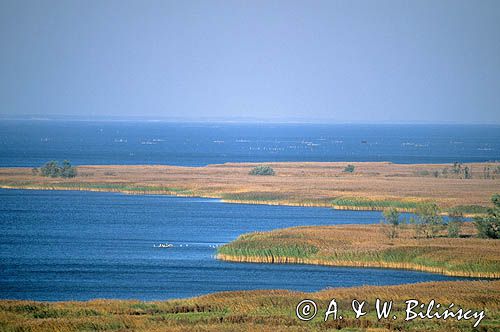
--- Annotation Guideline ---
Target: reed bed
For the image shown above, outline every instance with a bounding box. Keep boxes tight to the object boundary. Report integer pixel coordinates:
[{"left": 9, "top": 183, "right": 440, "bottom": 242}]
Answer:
[
  {"left": 221, "top": 192, "right": 333, "bottom": 207},
  {"left": 217, "top": 224, "right": 500, "bottom": 278},
  {"left": 217, "top": 232, "right": 318, "bottom": 259},
  {"left": 330, "top": 197, "right": 424, "bottom": 212},
  {"left": 221, "top": 192, "right": 289, "bottom": 202},
  {"left": 0, "top": 180, "right": 193, "bottom": 196}
]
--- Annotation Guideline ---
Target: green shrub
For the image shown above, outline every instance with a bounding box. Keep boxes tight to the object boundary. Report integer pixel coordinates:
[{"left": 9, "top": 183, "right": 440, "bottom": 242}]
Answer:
[
  {"left": 343, "top": 164, "right": 355, "bottom": 173},
  {"left": 448, "top": 205, "right": 489, "bottom": 215},
  {"left": 447, "top": 208, "right": 464, "bottom": 238},
  {"left": 249, "top": 165, "right": 275, "bottom": 176}
]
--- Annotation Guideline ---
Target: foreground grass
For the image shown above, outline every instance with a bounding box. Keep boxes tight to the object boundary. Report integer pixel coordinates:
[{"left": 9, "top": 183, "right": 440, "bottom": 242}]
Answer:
[
  {"left": 0, "top": 280, "right": 499, "bottom": 331},
  {"left": 217, "top": 224, "right": 500, "bottom": 278}
]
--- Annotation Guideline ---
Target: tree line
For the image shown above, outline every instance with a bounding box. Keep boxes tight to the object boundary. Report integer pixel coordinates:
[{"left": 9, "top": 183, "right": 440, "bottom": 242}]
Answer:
[
  {"left": 418, "top": 162, "right": 500, "bottom": 179},
  {"left": 381, "top": 194, "right": 500, "bottom": 239}
]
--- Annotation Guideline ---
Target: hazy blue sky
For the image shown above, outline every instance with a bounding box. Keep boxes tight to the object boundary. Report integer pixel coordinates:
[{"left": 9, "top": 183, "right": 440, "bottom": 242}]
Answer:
[{"left": 1, "top": 0, "right": 499, "bottom": 123}]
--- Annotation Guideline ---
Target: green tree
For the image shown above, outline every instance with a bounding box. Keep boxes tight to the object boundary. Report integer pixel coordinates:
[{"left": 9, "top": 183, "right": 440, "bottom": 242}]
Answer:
[
  {"left": 493, "top": 166, "right": 500, "bottom": 180},
  {"left": 40, "top": 160, "right": 61, "bottom": 177},
  {"left": 249, "top": 165, "right": 275, "bottom": 176},
  {"left": 39, "top": 160, "right": 77, "bottom": 178},
  {"left": 464, "top": 166, "right": 472, "bottom": 179},
  {"left": 474, "top": 194, "right": 500, "bottom": 239},
  {"left": 60, "top": 160, "right": 77, "bottom": 178},
  {"left": 381, "top": 208, "right": 400, "bottom": 239},
  {"left": 442, "top": 168, "right": 448, "bottom": 177},
  {"left": 414, "top": 202, "right": 443, "bottom": 238},
  {"left": 483, "top": 166, "right": 491, "bottom": 179}
]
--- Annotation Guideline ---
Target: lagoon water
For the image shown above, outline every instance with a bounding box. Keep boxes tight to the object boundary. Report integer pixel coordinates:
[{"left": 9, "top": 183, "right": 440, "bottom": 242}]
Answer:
[
  {"left": 0, "top": 121, "right": 490, "bottom": 300},
  {"left": 0, "top": 121, "right": 499, "bottom": 166},
  {"left": 0, "top": 189, "right": 464, "bottom": 301}
]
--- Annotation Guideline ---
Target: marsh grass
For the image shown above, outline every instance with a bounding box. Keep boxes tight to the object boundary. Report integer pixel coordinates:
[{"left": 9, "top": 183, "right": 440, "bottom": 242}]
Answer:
[
  {"left": 1, "top": 161, "right": 498, "bottom": 214},
  {"left": 220, "top": 192, "right": 334, "bottom": 207},
  {"left": 0, "top": 280, "right": 499, "bottom": 331},
  {"left": 221, "top": 192, "right": 288, "bottom": 202},
  {"left": 0, "top": 180, "right": 193, "bottom": 196},
  {"left": 448, "top": 204, "right": 490, "bottom": 215}
]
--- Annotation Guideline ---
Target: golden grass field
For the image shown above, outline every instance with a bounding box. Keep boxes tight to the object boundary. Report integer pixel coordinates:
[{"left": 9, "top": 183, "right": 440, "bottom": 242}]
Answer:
[
  {"left": 0, "top": 162, "right": 499, "bottom": 212},
  {"left": 0, "top": 280, "right": 498, "bottom": 331},
  {"left": 218, "top": 223, "right": 500, "bottom": 278}
]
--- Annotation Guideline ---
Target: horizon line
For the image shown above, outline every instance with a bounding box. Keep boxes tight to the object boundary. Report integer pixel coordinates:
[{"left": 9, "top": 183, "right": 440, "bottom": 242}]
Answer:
[{"left": 1, "top": 114, "right": 500, "bottom": 126}]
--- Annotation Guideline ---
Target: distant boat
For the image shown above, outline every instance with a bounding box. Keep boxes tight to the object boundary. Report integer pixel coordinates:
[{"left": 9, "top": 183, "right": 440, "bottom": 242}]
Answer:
[
  {"left": 154, "top": 243, "right": 174, "bottom": 248},
  {"left": 361, "top": 140, "right": 368, "bottom": 144}
]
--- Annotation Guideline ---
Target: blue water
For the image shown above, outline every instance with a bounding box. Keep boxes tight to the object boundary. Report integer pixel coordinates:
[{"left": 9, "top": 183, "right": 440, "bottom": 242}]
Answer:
[
  {"left": 1, "top": 121, "right": 499, "bottom": 166},
  {"left": 0, "top": 189, "right": 464, "bottom": 301}
]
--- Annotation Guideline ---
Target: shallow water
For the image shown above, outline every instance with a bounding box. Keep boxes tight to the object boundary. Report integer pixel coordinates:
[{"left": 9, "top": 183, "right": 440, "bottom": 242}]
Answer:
[{"left": 0, "top": 189, "right": 465, "bottom": 301}]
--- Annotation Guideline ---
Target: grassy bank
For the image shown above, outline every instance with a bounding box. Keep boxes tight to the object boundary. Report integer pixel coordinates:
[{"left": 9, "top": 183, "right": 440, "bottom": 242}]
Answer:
[
  {"left": 0, "top": 280, "right": 498, "bottom": 331},
  {"left": 217, "top": 224, "right": 500, "bottom": 278}
]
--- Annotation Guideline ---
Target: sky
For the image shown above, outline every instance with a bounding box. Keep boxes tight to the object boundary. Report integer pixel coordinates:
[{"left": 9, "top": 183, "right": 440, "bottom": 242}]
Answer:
[{"left": 1, "top": 0, "right": 499, "bottom": 124}]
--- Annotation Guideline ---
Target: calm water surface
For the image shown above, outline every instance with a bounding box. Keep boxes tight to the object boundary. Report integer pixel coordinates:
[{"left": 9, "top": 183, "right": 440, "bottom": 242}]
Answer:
[
  {"left": 0, "top": 189, "right": 464, "bottom": 301},
  {"left": 1, "top": 121, "right": 499, "bottom": 166}
]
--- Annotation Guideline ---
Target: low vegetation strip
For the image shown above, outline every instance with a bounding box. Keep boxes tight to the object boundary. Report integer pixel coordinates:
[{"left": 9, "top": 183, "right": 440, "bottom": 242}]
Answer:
[
  {"left": 330, "top": 197, "right": 424, "bottom": 212},
  {"left": 0, "top": 280, "right": 498, "bottom": 331},
  {"left": 0, "top": 181, "right": 194, "bottom": 196},
  {"left": 217, "top": 224, "right": 500, "bottom": 278},
  {"left": 220, "top": 192, "right": 333, "bottom": 207},
  {"left": 0, "top": 161, "right": 498, "bottom": 213}
]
